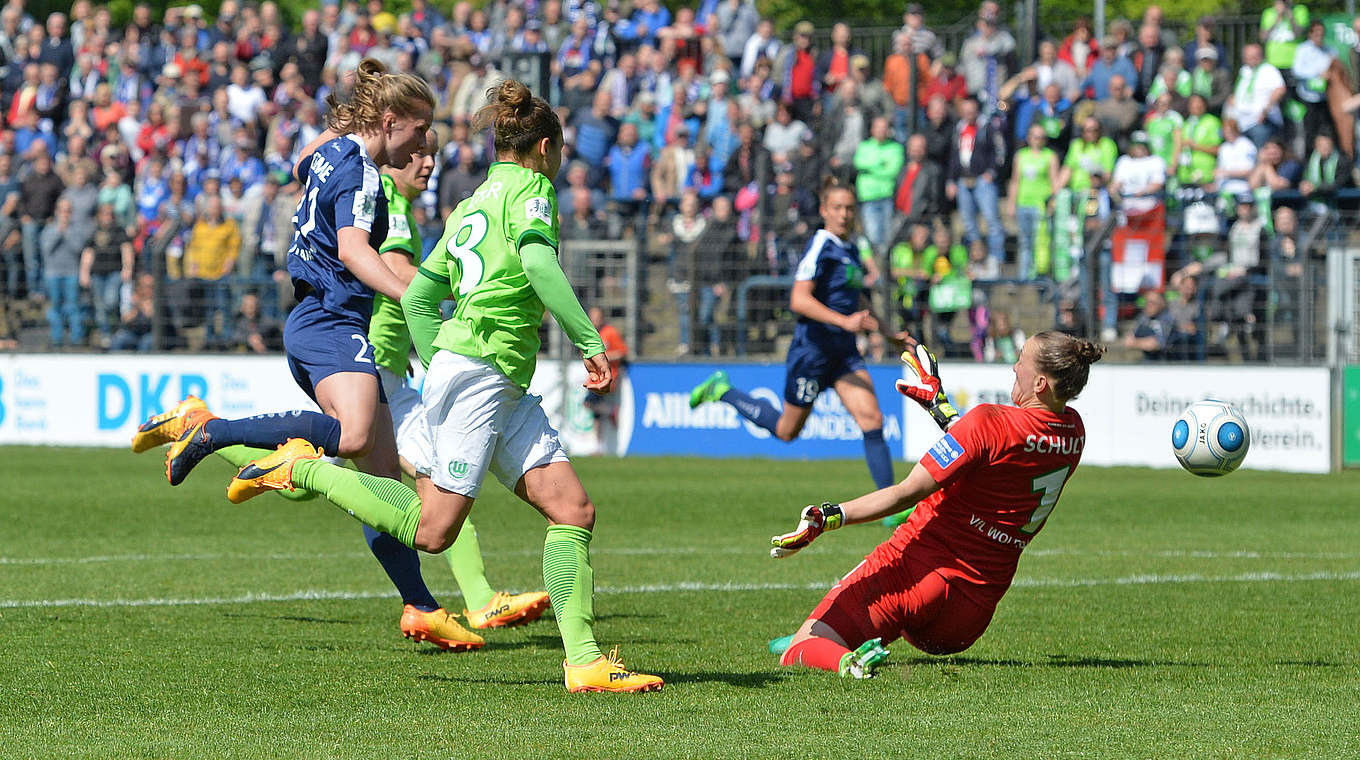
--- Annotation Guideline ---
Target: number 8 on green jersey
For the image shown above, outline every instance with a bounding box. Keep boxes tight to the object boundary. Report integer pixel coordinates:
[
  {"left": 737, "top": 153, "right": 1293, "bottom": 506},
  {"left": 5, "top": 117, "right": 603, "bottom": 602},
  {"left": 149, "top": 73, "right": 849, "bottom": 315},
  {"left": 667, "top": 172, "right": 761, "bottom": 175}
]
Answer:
[{"left": 414, "top": 161, "right": 593, "bottom": 389}]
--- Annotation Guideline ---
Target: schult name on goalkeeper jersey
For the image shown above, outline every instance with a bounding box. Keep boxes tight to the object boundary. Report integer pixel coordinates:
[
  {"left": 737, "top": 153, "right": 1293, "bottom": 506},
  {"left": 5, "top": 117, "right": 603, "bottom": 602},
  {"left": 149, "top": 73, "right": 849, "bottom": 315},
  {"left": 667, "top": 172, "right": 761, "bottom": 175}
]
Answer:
[{"left": 287, "top": 134, "right": 390, "bottom": 322}]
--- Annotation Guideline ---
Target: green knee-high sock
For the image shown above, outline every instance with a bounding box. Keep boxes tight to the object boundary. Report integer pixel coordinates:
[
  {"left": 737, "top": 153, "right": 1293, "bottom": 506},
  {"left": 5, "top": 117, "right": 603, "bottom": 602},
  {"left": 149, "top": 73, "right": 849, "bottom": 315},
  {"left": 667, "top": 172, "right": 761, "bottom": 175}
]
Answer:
[
  {"left": 445, "top": 518, "right": 495, "bottom": 611},
  {"left": 290, "top": 458, "right": 422, "bottom": 548},
  {"left": 217, "top": 444, "right": 271, "bottom": 468},
  {"left": 219, "top": 445, "right": 317, "bottom": 502},
  {"left": 543, "top": 524, "right": 602, "bottom": 666}
]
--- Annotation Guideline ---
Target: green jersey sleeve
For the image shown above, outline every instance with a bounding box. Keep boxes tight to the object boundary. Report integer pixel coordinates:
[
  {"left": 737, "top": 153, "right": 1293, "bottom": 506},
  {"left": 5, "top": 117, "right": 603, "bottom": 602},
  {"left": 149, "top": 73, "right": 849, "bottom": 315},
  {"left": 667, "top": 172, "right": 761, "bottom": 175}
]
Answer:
[
  {"left": 378, "top": 174, "right": 418, "bottom": 256},
  {"left": 506, "top": 173, "right": 560, "bottom": 252},
  {"left": 402, "top": 269, "right": 451, "bottom": 369}
]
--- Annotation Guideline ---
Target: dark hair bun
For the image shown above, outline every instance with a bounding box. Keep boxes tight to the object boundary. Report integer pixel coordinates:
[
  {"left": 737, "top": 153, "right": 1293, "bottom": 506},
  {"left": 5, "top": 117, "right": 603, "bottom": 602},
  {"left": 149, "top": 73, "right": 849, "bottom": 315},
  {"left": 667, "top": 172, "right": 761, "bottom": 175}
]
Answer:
[
  {"left": 497, "top": 79, "right": 533, "bottom": 116},
  {"left": 474, "top": 79, "right": 562, "bottom": 160},
  {"left": 1075, "top": 339, "right": 1106, "bottom": 365}
]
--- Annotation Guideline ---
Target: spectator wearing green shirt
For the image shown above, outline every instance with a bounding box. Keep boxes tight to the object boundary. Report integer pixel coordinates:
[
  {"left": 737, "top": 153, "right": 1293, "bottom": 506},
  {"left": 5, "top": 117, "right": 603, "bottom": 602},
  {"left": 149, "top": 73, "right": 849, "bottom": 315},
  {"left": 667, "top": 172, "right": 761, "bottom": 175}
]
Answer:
[
  {"left": 1007, "top": 124, "right": 1059, "bottom": 281},
  {"left": 888, "top": 222, "right": 931, "bottom": 338},
  {"left": 1143, "top": 92, "right": 1184, "bottom": 191},
  {"left": 922, "top": 225, "right": 970, "bottom": 355},
  {"left": 1175, "top": 94, "right": 1223, "bottom": 188},
  {"left": 1059, "top": 117, "right": 1118, "bottom": 193},
  {"left": 1260, "top": 0, "right": 1309, "bottom": 71},
  {"left": 852, "top": 116, "right": 904, "bottom": 255}
]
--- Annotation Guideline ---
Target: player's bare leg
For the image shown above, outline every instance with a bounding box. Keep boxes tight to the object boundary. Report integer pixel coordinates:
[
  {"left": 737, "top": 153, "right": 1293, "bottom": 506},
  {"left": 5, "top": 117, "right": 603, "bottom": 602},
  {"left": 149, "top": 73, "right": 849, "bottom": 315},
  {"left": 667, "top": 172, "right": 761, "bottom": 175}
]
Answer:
[
  {"left": 835, "top": 369, "right": 901, "bottom": 502},
  {"left": 411, "top": 478, "right": 476, "bottom": 552},
  {"left": 772, "top": 402, "right": 814, "bottom": 442},
  {"left": 313, "top": 371, "right": 383, "bottom": 459},
  {"left": 832, "top": 370, "right": 884, "bottom": 433}
]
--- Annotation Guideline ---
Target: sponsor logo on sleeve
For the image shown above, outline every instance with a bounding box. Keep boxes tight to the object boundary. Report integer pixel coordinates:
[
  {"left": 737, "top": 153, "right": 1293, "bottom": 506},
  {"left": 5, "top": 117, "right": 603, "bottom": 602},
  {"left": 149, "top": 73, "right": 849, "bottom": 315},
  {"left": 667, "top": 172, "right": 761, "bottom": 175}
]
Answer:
[
  {"left": 390, "top": 214, "right": 411, "bottom": 238},
  {"left": 928, "top": 433, "right": 965, "bottom": 469},
  {"left": 525, "top": 197, "right": 553, "bottom": 225},
  {"left": 353, "top": 191, "right": 376, "bottom": 226}
]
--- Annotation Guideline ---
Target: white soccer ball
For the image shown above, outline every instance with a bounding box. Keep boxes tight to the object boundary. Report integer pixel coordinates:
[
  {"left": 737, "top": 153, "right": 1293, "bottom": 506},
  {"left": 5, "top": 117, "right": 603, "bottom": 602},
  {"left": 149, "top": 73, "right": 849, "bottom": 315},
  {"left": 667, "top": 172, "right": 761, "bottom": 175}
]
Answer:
[{"left": 1171, "top": 399, "right": 1251, "bottom": 477}]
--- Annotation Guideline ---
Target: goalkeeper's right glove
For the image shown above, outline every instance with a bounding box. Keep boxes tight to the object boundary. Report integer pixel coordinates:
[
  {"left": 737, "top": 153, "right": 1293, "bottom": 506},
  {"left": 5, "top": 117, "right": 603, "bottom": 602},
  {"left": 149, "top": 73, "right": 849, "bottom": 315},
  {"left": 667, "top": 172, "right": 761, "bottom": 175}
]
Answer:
[
  {"left": 770, "top": 503, "right": 844, "bottom": 559},
  {"left": 895, "top": 334, "right": 960, "bottom": 432}
]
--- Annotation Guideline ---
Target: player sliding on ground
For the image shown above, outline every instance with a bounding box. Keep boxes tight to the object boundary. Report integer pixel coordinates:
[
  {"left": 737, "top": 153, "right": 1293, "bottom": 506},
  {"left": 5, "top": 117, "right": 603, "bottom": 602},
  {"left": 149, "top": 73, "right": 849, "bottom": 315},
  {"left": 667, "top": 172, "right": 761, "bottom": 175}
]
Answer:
[
  {"left": 165, "top": 80, "right": 659, "bottom": 693},
  {"left": 769, "top": 332, "right": 1104, "bottom": 678},
  {"left": 688, "top": 179, "right": 898, "bottom": 498}
]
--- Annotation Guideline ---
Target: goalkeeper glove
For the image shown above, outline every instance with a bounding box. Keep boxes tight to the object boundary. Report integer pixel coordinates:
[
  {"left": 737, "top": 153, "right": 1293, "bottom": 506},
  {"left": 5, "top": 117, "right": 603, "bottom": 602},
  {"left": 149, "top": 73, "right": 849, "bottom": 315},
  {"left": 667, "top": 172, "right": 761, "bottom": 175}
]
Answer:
[
  {"left": 895, "top": 335, "right": 960, "bottom": 432},
  {"left": 770, "top": 503, "right": 844, "bottom": 559}
]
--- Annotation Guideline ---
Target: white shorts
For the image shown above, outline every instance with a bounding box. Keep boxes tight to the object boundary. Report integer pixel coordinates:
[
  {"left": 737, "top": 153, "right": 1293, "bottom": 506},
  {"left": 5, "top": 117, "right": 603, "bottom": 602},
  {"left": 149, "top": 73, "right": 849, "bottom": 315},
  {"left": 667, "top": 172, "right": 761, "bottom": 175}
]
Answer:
[
  {"left": 419, "top": 350, "right": 568, "bottom": 498},
  {"left": 379, "top": 365, "right": 433, "bottom": 474}
]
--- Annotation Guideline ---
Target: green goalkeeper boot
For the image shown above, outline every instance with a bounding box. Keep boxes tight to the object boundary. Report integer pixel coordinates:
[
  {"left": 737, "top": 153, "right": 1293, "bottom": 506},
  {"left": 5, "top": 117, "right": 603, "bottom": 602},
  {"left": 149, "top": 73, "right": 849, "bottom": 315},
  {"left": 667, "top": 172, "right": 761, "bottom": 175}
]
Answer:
[{"left": 839, "top": 638, "right": 890, "bottom": 679}]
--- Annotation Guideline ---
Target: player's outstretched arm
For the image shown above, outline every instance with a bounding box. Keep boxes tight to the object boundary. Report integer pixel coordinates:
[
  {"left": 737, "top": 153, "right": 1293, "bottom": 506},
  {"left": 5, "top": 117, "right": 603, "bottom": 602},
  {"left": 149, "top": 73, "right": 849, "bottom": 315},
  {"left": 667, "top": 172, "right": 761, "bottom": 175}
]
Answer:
[
  {"left": 838, "top": 462, "right": 940, "bottom": 525},
  {"left": 771, "top": 464, "right": 942, "bottom": 558},
  {"left": 896, "top": 334, "right": 960, "bottom": 431}
]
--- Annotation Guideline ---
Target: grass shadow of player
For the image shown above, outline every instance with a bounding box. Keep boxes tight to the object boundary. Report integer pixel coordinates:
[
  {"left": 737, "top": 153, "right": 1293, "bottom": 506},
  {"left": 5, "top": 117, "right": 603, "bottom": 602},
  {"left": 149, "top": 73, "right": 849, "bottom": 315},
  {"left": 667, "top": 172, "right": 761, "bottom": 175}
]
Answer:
[
  {"left": 660, "top": 669, "right": 786, "bottom": 688},
  {"left": 901, "top": 654, "right": 1210, "bottom": 669},
  {"left": 415, "top": 673, "right": 561, "bottom": 687},
  {"left": 221, "top": 612, "right": 358, "bottom": 625},
  {"left": 409, "top": 638, "right": 550, "bottom": 655},
  {"left": 591, "top": 612, "right": 665, "bottom": 622}
]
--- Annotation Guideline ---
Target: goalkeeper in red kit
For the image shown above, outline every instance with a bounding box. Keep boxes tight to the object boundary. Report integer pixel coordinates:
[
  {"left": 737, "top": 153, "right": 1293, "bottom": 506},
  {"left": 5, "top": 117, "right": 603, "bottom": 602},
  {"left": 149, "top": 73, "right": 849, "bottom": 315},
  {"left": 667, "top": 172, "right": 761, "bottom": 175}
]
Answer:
[{"left": 769, "top": 332, "right": 1106, "bottom": 678}]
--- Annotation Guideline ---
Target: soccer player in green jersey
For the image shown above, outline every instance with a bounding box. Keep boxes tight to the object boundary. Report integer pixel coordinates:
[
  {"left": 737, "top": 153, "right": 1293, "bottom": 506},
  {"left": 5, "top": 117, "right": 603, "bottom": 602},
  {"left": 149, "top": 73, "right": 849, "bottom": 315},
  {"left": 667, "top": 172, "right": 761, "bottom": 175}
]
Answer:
[
  {"left": 367, "top": 131, "right": 552, "bottom": 639},
  {"left": 227, "top": 81, "right": 662, "bottom": 693}
]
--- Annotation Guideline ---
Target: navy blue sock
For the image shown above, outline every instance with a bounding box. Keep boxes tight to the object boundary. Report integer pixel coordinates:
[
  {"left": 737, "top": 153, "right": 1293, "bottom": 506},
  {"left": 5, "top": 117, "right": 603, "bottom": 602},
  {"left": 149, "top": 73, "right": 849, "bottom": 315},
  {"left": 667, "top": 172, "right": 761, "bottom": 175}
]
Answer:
[
  {"left": 204, "top": 411, "right": 342, "bottom": 453},
  {"left": 862, "top": 428, "right": 895, "bottom": 490},
  {"left": 363, "top": 525, "right": 439, "bottom": 611},
  {"left": 720, "top": 388, "right": 781, "bottom": 434}
]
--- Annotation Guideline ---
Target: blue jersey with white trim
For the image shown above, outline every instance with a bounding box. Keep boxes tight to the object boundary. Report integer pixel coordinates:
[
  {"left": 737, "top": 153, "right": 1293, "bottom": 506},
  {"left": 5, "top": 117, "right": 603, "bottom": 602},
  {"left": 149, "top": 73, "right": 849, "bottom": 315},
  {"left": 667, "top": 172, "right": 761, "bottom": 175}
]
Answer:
[
  {"left": 286, "top": 135, "right": 390, "bottom": 321},
  {"left": 791, "top": 228, "right": 866, "bottom": 351}
]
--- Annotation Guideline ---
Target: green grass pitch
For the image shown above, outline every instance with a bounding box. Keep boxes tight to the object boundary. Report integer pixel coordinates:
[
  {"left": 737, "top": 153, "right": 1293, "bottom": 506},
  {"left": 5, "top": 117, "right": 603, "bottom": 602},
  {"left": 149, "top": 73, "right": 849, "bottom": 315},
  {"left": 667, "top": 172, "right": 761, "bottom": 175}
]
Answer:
[{"left": 2, "top": 447, "right": 1358, "bottom": 758}]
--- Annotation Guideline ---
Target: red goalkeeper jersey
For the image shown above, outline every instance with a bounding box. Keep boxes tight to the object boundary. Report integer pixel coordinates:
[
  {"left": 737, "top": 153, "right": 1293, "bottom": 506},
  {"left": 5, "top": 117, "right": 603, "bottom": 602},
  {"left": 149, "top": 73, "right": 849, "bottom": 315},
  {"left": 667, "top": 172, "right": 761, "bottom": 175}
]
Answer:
[{"left": 892, "top": 403, "right": 1086, "bottom": 607}]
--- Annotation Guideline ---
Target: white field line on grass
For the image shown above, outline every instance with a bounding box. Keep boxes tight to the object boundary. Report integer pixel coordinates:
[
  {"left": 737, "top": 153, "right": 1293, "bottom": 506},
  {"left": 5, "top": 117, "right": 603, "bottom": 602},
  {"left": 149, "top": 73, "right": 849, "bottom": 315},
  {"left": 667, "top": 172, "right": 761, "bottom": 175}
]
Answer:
[
  {"left": 4, "top": 547, "right": 1360, "bottom": 567},
  {"left": 2, "top": 570, "right": 1360, "bottom": 609}
]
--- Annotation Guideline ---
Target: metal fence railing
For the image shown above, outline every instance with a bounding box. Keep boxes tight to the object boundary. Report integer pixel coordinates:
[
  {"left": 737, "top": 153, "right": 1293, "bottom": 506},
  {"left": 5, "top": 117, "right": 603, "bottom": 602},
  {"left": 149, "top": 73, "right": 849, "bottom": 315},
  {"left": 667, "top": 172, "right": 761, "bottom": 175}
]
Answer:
[{"left": 1, "top": 195, "right": 1351, "bottom": 368}]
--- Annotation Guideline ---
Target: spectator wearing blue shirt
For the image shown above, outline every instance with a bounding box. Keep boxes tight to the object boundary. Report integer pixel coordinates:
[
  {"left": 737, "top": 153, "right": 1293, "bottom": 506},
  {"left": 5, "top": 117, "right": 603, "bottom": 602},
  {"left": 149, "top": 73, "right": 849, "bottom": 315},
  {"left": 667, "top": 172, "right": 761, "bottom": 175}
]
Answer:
[
  {"left": 685, "top": 142, "right": 724, "bottom": 201},
  {"left": 618, "top": 0, "right": 670, "bottom": 49},
  {"left": 701, "top": 70, "right": 739, "bottom": 162},
  {"left": 1081, "top": 36, "right": 1138, "bottom": 100},
  {"left": 573, "top": 89, "right": 619, "bottom": 185},
  {"left": 218, "top": 137, "right": 265, "bottom": 190},
  {"left": 554, "top": 16, "right": 598, "bottom": 112},
  {"left": 607, "top": 122, "right": 651, "bottom": 232}
]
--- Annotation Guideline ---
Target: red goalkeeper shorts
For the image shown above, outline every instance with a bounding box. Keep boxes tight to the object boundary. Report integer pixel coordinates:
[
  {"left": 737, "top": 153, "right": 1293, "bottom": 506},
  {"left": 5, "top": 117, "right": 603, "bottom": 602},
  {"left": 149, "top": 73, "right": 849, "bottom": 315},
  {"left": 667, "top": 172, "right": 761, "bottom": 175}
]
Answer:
[{"left": 805, "top": 539, "right": 996, "bottom": 655}]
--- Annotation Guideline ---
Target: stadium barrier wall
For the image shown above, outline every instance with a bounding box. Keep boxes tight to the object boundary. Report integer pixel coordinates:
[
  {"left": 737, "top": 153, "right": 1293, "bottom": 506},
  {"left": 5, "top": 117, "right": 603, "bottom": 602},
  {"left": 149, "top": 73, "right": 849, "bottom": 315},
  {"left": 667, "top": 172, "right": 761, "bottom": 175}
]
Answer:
[{"left": 0, "top": 355, "right": 1334, "bottom": 473}]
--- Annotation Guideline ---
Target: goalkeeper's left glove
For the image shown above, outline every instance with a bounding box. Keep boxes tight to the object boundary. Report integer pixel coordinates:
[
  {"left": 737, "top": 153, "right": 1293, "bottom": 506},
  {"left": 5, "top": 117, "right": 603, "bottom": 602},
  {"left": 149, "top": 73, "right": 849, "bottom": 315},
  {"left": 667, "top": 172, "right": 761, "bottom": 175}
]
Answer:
[
  {"left": 770, "top": 503, "right": 844, "bottom": 559},
  {"left": 895, "top": 334, "right": 960, "bottom": 432}
]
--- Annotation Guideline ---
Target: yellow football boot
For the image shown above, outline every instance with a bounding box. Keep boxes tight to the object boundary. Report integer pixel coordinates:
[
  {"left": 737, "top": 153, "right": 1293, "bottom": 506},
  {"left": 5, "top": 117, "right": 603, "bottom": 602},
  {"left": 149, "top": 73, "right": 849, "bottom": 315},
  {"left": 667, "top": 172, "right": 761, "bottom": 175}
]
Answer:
[
  {"left": 563, "top": 646, "right": 664, "bottom": 693},
  {"left": 399, "top": 605, "right": 485, "bottom": 651},
  {"left": 164, "top": 408, "right": 222, "bottom": 485},
  {"left": 225, "top": 438, "right": 320, "bottom": 503},
  {"left": 465, "top": 591, "right": 552, "bottom": 629},
  {"left": 132, "top": 396, "right": 211, "bottom": 453}
]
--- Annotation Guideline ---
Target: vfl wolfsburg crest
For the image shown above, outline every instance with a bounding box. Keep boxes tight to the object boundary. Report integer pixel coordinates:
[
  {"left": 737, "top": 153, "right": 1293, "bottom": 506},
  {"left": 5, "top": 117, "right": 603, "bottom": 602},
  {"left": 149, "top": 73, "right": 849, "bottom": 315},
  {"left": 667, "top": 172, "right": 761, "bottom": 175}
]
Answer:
[{"left": 448, "top": 460, "right": 470, "bottom": 479}]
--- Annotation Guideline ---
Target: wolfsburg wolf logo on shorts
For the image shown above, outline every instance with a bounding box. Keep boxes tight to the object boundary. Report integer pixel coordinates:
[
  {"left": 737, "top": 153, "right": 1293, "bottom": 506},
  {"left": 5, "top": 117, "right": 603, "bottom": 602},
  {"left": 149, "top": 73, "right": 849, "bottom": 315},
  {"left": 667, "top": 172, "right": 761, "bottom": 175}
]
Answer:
[{"left": 448, "top": 460, "right": 470, "bottom": 479}]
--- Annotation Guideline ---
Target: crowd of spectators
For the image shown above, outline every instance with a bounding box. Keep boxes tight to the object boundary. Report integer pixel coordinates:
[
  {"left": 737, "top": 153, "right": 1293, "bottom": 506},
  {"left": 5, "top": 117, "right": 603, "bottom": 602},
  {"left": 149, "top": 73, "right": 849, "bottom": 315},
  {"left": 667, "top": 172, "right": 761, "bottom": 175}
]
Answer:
[{"left": 0, "top": 0, "right": 1342, "bottom": 361}]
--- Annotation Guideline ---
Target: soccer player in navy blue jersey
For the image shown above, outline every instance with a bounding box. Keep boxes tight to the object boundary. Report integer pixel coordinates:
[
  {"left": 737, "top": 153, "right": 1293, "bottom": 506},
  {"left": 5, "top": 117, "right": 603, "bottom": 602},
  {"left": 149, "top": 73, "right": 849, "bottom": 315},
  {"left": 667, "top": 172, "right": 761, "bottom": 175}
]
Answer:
[
  {"left": 689, "top": 180, "right": 897, "bottom": 492},
  {"left": 135, "top": 61, "right": 493, "bottom": 649}
]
